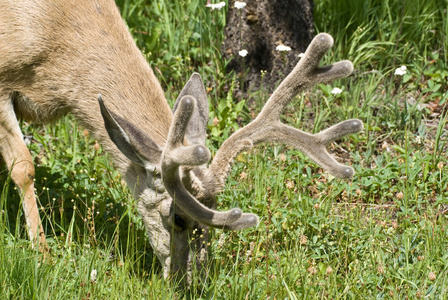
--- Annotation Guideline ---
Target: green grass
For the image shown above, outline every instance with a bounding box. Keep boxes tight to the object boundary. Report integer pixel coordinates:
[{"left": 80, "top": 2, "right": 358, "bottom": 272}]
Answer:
[{"left": 2, "top": 0, "right": 448, "bottom": 298}]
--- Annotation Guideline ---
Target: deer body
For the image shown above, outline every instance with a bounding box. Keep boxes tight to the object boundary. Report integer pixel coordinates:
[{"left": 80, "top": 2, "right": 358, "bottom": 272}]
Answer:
[
  {"left": 1, "top": 0, "right": 363, "bottom": 284},
  {"left": 1, "top": 0, "right": 174, "bottom": 272}
]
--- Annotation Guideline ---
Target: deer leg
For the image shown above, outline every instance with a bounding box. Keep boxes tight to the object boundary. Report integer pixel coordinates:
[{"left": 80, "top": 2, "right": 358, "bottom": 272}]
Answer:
[{"left": 0, "top": 95, "right": 47, "bottom": 249}]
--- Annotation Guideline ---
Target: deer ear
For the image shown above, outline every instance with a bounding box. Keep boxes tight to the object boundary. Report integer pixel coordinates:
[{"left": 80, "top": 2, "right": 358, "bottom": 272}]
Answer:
[
  {"left": 173, "top": 73, "right": 209, "bottom": 145},
  {"left": 98, "top": 95, "right": 162, "bottom": 167}
]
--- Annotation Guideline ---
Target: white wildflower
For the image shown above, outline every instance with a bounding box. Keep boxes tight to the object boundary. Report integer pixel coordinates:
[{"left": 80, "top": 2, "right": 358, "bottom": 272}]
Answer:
[
  {"left": 217, "top": 234, "right": 226, "bottom": 248},
  {"left": 285, "top": 180, "right": 294, "bottom": 190},
  {"left": 90, "top": 269, "right": 98, "bottom": 283},
  {"left": 331, "top": 87, "right": 343, "bottom": 95},
  {"left": 298, "top": 53, "right": 305, "bottom": 58},
  {"left": 239, "top": 49, "right": 248, "bottom": 57},
  {"left": 206, "top": 1, "right": 226, "bottom": 10},
  {"left": 276, "top": 44, "right": 291, "bottom": 51},
  {"left": 234, "top": 1, "right": 247, "bottom": 9},
  {"left": 394, "top": 65, "right": 407, "bottom": 76},
  {"left": 199, "top": 248, "right": 207, "bottom": 261}
]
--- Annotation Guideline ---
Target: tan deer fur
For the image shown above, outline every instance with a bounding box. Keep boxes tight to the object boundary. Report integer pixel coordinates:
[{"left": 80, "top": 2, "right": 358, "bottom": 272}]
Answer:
[
  {"left": 1, "top": 0, "right": 170, "bottom": 267},
  {"left": 0, "top": 0, "right": 363, "bottom": 285}
]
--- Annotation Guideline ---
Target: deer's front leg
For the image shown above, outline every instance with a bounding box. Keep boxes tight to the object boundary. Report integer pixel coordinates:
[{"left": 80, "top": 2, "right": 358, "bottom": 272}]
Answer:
[{"left": 0, "top": 94, "right": 47, "bottom": 249}]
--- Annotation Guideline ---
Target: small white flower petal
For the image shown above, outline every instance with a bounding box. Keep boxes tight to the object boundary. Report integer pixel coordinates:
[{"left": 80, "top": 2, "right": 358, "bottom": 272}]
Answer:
[
  {"left": 234, "top": 1, "right": 247, "bottom": 9},
  {"left": 206, "top": 1, "right": 226, "bottom": 10},
  {"left": 238, "top": 49, "right": 248, "bottom": 57},
  {"left": 298, "top": 53, "right": 305, "bottom": 58},
  {"left": 276, "top": 44, "right": 291, "bottom": 51},
  {"left": 331, "top": 87, "right": 343, "bottom": 95}
]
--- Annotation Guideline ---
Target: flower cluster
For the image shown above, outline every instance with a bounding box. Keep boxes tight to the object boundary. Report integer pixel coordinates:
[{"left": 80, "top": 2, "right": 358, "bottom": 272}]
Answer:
[
  {"left": 239, "top": 49, "right": 248, "bottom": 57},
  {"left": 234, "top": 1, "right": 247, "bottom": 9},
  {"left": 331, "top": 87, "right": 343, "bottom": 95},
  {"left": 394, "top": 65, "right": 407, "bottom": 76},
  {"left": 276, "top": 44, "right": 292, "bottom": 52},
  {"left": 205, "top": 1, "right": 226, "bottom": 10},
  {"left": 90, "top": 269, "right": 98, "bottom": 283}
]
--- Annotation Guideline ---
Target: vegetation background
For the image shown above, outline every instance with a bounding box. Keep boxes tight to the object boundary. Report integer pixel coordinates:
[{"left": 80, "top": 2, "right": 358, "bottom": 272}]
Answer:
[{"left": 1, "top": 0, "right": 448, "bottom": 298}]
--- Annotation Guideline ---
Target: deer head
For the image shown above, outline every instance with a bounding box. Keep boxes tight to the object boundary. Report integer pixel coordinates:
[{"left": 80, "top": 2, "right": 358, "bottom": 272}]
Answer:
[{"left": 98, "top": 33, "right": 362, "bottom": 283}]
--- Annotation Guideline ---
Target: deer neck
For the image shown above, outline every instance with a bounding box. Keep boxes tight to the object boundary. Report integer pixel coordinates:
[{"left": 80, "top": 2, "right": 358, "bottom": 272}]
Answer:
[{"left": 8, "top": 0, "right": 172, "bottom": 151}]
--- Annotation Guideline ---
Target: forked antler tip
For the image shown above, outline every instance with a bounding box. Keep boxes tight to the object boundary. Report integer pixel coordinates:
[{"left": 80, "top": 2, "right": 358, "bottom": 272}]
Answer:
[{"left": 312, "top": 118, "right": 362, "bottom": 179}]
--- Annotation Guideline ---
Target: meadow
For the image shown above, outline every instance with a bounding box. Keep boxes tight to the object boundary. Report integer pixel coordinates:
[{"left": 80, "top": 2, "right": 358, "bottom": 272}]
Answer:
[{"left": 1, "top": 0, "right": 448, "bottom": 298}]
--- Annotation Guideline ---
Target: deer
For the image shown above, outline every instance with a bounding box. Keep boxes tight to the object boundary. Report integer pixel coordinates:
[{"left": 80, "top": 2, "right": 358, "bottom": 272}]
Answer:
[{"left": 0, "top": 0, "right": 363, "bottom": 284}]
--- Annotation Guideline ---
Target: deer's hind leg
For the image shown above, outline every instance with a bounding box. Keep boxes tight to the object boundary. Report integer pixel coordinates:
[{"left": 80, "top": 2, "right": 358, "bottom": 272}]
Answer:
[{"left": 0, "top": 93, "right": 47, "bottom": 248}]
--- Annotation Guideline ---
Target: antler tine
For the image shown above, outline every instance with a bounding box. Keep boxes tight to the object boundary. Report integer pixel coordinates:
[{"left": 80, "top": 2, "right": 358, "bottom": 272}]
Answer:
[
  {"left": 260, "top": 33, "right": 353, "bottom": 121},
  {"left": 254, "top": 120, "right": 363, "bottom": 179},
  {"left": 162, "top": 96, "right": 244, "bottom": 228},
  {"left": 219, "top": 213, "right": 259, "bottom": 231},
  {"left": 209, "top": 33, "right": 363, "bottom": 187}
]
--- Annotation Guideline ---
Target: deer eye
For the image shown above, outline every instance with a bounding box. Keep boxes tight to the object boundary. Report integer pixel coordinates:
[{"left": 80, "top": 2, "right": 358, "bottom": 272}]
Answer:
[{"left": 173, "top": 214, "right": 187, "bottom": 230}]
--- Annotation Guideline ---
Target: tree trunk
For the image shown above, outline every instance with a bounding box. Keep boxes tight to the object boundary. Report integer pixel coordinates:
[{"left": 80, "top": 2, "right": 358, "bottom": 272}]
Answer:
[{"left": 222, "top": 0, "right": 314, "bottom": 96}]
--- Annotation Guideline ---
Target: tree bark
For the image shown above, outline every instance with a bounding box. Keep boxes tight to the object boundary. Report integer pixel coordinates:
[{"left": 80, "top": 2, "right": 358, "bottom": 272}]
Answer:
[{"left": 222, "top": 0, "right": 314, "bottom": 95}]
